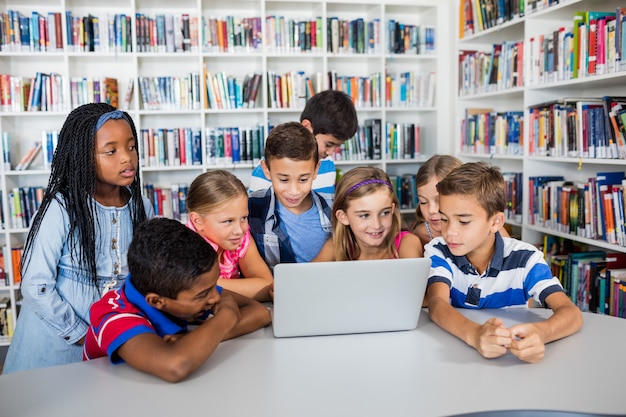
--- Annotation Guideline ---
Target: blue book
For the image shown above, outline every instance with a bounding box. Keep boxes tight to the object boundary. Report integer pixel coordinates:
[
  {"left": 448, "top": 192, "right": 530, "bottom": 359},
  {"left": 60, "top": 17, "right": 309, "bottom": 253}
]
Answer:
[
  {"left": 231, "top": 127, "right": 241, "bottom": 164},
  {"left": 31, "top": 12, "right": 41, "bottom": 52},
  {"left": 19, "top": 14, "right": 30, "bottom": 51},
  {"left": 191, "top": 128, "right": 201, "bottom": 165}
]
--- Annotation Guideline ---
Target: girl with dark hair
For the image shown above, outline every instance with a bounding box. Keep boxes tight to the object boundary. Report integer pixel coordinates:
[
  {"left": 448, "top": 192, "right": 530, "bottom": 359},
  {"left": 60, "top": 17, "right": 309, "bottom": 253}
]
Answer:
[{"left": 3, "top": 103, "right": 153, "bottom": 373}]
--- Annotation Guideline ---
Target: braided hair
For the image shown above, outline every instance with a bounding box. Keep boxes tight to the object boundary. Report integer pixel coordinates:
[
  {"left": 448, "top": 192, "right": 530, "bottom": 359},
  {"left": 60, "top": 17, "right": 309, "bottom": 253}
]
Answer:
[{"left": 22, "top": 103, "right": 147, "bottom": 286}]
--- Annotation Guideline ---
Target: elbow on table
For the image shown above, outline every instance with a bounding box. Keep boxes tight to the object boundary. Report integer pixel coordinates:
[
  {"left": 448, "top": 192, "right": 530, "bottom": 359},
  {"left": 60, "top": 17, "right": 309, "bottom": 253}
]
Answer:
[{"left": 157, "top": 356, "right": 200, "bottom": 383}]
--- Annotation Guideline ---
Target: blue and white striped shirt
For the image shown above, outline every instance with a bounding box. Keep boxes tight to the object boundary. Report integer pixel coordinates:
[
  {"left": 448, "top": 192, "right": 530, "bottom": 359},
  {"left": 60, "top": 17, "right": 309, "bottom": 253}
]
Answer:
[{"left": 425, "top": 233, "right": 564, "bottom": 309}]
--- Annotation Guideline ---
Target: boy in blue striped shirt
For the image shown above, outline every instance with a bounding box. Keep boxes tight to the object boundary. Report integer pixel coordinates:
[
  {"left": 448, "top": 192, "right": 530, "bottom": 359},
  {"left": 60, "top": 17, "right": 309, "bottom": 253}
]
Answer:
[
  {"left": 248, "top": 90, "right": 358, "bottom": 194},
  {"left": 425, "top": 162, "right": 582, "bottom": 363}
]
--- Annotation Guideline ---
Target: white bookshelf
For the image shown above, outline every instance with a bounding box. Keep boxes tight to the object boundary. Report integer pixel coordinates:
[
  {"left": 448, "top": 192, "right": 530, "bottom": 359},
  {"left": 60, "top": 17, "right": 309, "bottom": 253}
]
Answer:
[
  {"left": 455, "top": 0, "right": 626, "bottom": 251},
  {"left": 0, "top": 0, "right": 454, "bottom": 347}
]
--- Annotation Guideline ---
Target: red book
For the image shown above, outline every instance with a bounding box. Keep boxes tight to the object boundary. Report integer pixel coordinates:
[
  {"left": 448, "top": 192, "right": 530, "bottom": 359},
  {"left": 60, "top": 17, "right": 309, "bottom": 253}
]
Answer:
[
  {"left": 588, "top": 18, "right": 597, "bottom": 75},
  {"left": 246, "top": 72, "right": 262, "bottom": 108},
  {"left": 178, "top": 128, "right": 186, "bottom": 165},
  {"left": 224, "top": 127, "right": 232, "bottom": 164},
  {"left": 54, "top": 13, "right": 63, "bottom": 50},
  {"left": 155, "top": 188, "right": 163, "bottom": 216}
]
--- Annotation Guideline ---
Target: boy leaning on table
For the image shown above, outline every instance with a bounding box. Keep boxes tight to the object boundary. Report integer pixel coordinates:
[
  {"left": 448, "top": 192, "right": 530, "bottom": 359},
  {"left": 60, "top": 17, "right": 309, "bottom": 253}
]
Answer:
[
  {"left": 83, "top": 218, "right": 271, "bottom": 382},
  {"left": 424, "top": 161, "right": 582, "bottom": 364}
]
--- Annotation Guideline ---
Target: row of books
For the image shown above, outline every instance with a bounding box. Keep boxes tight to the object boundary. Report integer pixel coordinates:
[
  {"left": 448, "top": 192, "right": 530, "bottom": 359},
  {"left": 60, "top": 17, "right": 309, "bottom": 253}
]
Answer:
[
  {"left": 70, "top": 77, "right": 119, "bottom": 109},
  {"left": 528, "top": 96, "right": 626, "bottom": 160},
  {"left": 459, "top": 0, "right": 525, "bottom": 38},
  {"left": 65, "top": 12, "right": 133, "bottom": 53},
  {"left": 460, "top": 1, "right": 582, "bottom": 39},
  {"left": 204, "top": 70, "right": 262, "bottom": 110},
  {"left": 385, "top": 122, "right": 422, "bottom": 160},
  {"left": 528, "top": 171, "right": 626, "bottom": 246},
  {"left": 1, "top": 10, "right": 435, "bottom": 57},
  {"left": 460, "top": 109, "right": 523, "bottom": 156},
  {"left": 1, "top": 72, "right": 433, "bottom": 114},
  {"left": 390, "top": 174, "right": 418, "bottom": 210},
  {"left": 329, "top": 71, "right": 436, "bottom": 109},
  {"left": 0, "top": 10, "right": 62, "bottom": 52},
  {"left": 335, "top": 119, "right": 383, "bottom": 162},
  {"left": 135, "top": 13, "right": 199, "bottom": 53},
  {"left": 543, "top": 237, "right": 626, "bottom": 317},
  {"left": 458, "top": 40, "right": 524, "bottom": 96},
  {"left": 8, "top": 186, "right": 45, "bottom": 229},
  {"left": 140, "top": 127, "right": 202, "bottom": 168},
  {"left": 528, "top": 9, "right": 626, "bottom": 86},
  {"left": 327, "top": 17, "right": 381, "bottom": 55},
  {"left": 204, "top": 16, "right": 262, "bottom": 53},
  {"left": 265, "top": 16, "right": 323, "bottom": 54},
  {"left": 0, "top": 73, "right": 134, "bottom": 113},
  {"left": 143, "top": 183, "right": 189, "bottom": 222},
  {"left": 205, "top": 126, "right": 265, "bottom": 166},
  {"left": 0, "top": 72, "right": 64, "bottom": 112},
  {"left": 387, "top": 20, "right": 435, "bottom": 55},
  {"left": 138, "top": 74, "right": 202, "bottom": 111},
  {"left": 388, "top": 71, "right": 436, "bottom": 108},
  {"left": 266, "top": 71, "right": 314, "bottom": 109}
]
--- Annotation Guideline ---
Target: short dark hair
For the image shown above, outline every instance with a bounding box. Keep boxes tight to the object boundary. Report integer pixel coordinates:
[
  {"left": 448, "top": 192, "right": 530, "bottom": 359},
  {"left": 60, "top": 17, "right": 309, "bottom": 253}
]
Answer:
[
  {"left": 300, "top": 90, "right": 358, "bottom": 141},
  {"left": 128, "top": 218, "right": 217, "bottom": 299},
  {"left": 436, "top": 162, "right": 506, "bottom": 218},
  {"left": 264, "top": 122, "right": 319, "bottom": 168}
]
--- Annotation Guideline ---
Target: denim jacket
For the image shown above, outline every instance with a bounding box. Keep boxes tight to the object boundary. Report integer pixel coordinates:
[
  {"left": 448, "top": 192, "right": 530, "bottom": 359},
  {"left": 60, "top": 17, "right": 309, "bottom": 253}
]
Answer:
[
  {"left": 2, "top": 192, "right": 153, "bottom": 373},
  {"left": 248, "top": 187, "right": 332, "bottom": 271}
]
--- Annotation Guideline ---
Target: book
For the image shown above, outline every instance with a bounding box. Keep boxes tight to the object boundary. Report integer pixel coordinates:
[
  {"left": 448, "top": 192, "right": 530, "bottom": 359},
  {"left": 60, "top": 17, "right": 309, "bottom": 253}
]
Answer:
[
  {"left": 596, "top": 171, "right": 625, "bottom": 242},
  {"left": 244, "top": 72, "right": 262, "bottom": 108},
  {"left": 573, "top": 11, "right": 615, "bottom": 79},
  {"left": 15, "top": 142, "right": 42, "bottom": 171},
  {"left": 103, "top": 77, "right": 118, "bottom": 108},
  {"left": 122, "top": 77, "right": 134, "bottom": 110}
]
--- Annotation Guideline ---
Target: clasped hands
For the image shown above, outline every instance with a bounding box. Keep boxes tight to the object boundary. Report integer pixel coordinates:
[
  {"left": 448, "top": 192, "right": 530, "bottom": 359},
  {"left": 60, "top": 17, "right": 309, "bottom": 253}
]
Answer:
[{"left": 473, "top": 317, "right": 545, "bottom": 363}]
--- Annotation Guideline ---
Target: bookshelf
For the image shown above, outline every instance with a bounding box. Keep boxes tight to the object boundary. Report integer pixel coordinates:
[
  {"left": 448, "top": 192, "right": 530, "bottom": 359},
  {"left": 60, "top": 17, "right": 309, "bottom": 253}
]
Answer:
[
  {"left": 0, "top": 0, "right": 453, "bottom": 347},
  {"left": 456, "top": 0, "right": 626, "bottom": 314}
]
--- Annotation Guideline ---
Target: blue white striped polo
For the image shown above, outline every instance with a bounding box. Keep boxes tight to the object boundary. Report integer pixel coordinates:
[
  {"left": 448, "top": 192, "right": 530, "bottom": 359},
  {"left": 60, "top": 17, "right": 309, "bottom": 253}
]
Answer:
[
  {"left": 248, "top": 157, "right": 336, "bottom": 195},
  {"left": 425, "top": 233, "right": 564, "bottom": 309}
]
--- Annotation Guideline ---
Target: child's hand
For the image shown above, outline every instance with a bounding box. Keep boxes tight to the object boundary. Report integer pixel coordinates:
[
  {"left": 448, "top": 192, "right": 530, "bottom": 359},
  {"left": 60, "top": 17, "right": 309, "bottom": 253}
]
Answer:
[
  {"left": 508, "top": 323, "right": 545, "bottom": 363},
  {"left": 474, "top": 317, "right": 512, "bottom": 359},
  {"left": 212, "top": 293, "right": 241, "bottom": 325},
  {"left": 269, "top": 282, "right": 274, "bottom": 300}
]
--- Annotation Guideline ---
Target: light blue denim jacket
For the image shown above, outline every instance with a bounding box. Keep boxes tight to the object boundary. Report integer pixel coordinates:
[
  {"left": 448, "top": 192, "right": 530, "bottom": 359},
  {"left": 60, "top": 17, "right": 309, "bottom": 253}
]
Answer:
[{"left": 3, "top": 192, "right": 154, "bottom": 373}]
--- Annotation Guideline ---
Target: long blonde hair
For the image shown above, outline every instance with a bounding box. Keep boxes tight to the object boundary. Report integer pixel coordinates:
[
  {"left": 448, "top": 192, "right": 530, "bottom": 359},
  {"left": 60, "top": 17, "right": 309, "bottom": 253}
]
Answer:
[
  {"left": 332, "top": 167, "right": 401, "bottom": 260},
  {"left": 187, "top": 170, "right": 247, "bottom": 215}
]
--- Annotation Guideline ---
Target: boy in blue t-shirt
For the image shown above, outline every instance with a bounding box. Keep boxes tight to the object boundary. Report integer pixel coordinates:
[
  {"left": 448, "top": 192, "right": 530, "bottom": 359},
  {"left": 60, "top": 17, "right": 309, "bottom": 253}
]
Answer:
[
  {"left": 249, "top": 122, "right": 333, "bottom": 271},
  {"left": 425, "top": 162, "right": 582, "bottom": 364},
  {"left": 248, "top": 90, "right": 358, "bottom": 194}
]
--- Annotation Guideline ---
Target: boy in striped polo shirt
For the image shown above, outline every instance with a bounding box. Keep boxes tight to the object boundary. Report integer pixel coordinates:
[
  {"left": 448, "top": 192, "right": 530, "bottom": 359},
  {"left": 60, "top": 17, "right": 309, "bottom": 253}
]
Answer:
[
  {"left": 83, "top": 218, "right": 271, "bottom": 382},
  {"left": 425, "top": 161, "right": 582, "bottom": 364},
  {"left": 248, "top": 90, "right": 358, "bottom": 195}
]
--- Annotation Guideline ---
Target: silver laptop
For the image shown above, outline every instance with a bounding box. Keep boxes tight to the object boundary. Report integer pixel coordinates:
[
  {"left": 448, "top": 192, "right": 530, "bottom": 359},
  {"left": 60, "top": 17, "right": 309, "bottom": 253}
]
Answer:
[{"left": 272, "top": 257, "right": 431, "bottom": 337}]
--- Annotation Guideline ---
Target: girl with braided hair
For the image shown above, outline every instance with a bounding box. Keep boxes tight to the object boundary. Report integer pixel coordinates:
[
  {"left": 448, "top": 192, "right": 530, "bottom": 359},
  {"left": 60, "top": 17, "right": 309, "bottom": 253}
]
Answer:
[{"left": 4, "top": 103, "right": 153, "bottom": 373}]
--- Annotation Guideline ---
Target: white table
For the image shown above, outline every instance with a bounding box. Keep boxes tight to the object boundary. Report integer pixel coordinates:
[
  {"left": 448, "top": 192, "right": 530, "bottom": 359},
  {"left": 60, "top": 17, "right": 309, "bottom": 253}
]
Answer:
[{"left": 1, "top": 308, "right": 625, "bottom": 417}]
